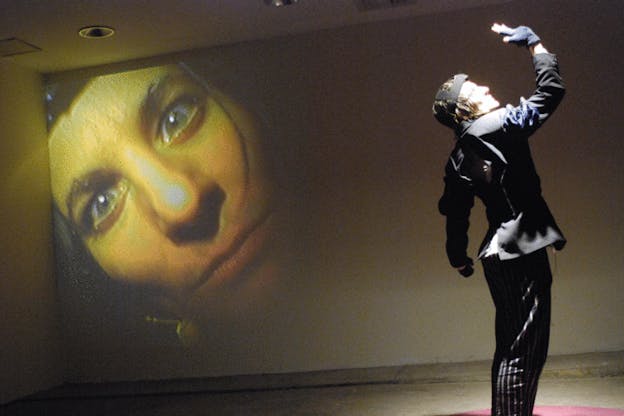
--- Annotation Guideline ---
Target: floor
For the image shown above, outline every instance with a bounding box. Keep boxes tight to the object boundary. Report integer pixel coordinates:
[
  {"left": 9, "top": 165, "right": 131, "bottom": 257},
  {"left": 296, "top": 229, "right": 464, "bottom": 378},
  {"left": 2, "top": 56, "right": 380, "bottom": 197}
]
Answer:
[{"left": 4, "top": 352, "right": 624, "bottom": 416}]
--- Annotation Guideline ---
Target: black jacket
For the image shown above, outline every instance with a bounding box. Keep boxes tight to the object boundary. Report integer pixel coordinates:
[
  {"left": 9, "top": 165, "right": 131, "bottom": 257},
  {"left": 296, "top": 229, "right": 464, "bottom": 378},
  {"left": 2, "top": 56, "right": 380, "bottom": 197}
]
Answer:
[{"left": 438, "top": 53, "right": 566, "bottom": 267}]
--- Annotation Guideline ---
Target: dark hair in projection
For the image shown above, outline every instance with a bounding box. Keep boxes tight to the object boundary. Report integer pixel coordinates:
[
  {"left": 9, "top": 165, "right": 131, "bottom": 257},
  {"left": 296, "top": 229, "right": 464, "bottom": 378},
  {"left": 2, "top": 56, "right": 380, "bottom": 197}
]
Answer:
[
  {"left": 45, "top": 78, "right": 89, "bottom": 130},
  {"left": 53, "top": 205, "right": 177, "bottom": 345}
]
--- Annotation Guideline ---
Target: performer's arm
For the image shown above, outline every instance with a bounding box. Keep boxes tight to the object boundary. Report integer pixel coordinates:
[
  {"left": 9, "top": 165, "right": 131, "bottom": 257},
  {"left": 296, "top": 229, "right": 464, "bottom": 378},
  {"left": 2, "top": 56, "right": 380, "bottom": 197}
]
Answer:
[
  {"left": 491, "top": 23, "right": 565, "bottom": 130},
  {"left": 438, "top": 159, "right": 475, "bottom": 277}
]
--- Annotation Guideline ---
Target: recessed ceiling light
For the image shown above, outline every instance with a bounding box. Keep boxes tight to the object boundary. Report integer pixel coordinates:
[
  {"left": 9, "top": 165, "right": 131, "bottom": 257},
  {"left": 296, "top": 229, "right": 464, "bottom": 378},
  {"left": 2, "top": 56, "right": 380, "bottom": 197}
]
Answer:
[
  {"left": 78, "top": 26, "right": 115, "bottom": 39},
  {"left": 264, "top": 0, "right": 299, "bottom": 6}
]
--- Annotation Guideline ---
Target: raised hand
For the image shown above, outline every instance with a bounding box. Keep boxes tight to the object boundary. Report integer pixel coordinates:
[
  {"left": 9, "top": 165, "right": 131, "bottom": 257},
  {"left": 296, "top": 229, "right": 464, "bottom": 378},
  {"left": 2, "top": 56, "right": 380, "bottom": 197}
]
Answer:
[{"left": 491, "top": 23, "right": 541, "bottom": 47}]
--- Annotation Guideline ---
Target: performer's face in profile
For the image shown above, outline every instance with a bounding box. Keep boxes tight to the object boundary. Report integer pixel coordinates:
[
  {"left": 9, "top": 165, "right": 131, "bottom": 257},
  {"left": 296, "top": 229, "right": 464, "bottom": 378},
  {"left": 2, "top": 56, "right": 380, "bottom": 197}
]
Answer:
[
  {"left": 461, "top": 81, "right": 500, "bottom": 114},
  {"left": 49, "top": 65, "right": 277, "bottom": 313}
]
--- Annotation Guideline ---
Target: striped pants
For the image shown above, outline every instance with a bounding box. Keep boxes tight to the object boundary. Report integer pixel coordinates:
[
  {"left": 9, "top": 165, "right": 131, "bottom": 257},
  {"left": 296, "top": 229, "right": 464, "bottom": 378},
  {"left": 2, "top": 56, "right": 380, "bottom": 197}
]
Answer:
[{"left": 481, "top": 248, "right": 553, "bottom": 416}]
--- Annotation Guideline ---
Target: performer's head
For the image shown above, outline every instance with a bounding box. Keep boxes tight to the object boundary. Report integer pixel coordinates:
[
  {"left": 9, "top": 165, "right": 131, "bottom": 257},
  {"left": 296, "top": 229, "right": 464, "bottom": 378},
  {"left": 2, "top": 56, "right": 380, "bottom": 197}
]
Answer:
[{"left": 433, "top": 74, "right": 500, "bottom": 129}]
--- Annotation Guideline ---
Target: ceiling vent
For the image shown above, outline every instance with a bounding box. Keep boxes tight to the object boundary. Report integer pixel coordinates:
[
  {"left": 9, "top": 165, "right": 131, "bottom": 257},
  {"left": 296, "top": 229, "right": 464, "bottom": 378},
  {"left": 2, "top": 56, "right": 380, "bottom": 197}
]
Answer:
[
  {"left": 0, "top": 38, "right": 41, "bottom": 57},
  {"left": 355, "top": 0, "right": 419, "bottom": 11}
]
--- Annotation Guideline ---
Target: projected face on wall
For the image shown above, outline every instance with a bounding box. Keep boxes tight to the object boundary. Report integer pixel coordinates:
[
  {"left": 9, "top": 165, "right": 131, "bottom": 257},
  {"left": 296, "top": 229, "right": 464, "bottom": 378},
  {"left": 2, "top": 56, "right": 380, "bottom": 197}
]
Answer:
[{"left": 48, "top": 64, "right": 283, "bottom": 345}]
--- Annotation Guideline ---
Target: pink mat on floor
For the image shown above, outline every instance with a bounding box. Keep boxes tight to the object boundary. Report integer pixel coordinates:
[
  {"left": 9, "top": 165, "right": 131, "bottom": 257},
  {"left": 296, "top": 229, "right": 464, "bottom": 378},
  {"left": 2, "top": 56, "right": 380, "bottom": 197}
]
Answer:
[{"left": 454, "top": 406, "right": 624, "bottom": 416}]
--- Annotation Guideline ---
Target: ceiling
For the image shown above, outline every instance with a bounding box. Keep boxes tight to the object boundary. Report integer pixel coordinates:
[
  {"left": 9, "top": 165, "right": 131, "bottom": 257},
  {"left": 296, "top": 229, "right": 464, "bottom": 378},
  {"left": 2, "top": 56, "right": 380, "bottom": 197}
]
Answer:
[{"left": 0, "top": 0, "right": 511, "bottom": 74}]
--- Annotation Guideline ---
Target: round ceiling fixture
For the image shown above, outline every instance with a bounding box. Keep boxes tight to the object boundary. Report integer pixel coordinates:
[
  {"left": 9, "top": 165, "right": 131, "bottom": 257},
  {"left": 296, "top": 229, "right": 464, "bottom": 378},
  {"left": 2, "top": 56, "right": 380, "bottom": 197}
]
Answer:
[{"left": 78, "top": 25, "right": 115, "bottom": 39}]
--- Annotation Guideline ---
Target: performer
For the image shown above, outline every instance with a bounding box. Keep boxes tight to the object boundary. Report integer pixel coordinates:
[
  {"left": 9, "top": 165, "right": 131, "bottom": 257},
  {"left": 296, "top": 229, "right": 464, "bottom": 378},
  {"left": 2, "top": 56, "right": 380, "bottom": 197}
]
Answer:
[{"left": 432, "top": 23, "right": 566, "bottom": 416}]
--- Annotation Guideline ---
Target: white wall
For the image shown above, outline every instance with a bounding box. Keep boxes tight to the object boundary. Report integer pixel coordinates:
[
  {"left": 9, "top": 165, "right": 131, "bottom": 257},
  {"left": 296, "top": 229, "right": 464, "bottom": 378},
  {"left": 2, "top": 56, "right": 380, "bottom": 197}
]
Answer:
[
  {"left": 0, "top": 60, "right": 63, "bottom": 403},
  {"left": 38, "top": 0, "right": 624, "bottom": 383}
]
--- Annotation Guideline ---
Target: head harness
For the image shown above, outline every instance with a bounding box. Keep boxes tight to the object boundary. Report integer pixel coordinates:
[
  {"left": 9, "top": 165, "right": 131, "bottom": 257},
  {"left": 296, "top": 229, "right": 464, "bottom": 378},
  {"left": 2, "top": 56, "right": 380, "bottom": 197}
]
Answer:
[{"left": 434, "top": 73, "right": 468, "bottom": 128}]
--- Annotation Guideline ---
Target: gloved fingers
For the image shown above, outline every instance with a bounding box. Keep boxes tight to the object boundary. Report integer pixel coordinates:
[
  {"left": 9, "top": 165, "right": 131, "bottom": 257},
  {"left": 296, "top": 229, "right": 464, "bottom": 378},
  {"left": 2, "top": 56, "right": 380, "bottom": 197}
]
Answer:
[
  {"left": 492, "top": 24, "right": 540, "bottom": 47},
  {"left": 491, "top": 23, "right": 513, "bottom": 37}
]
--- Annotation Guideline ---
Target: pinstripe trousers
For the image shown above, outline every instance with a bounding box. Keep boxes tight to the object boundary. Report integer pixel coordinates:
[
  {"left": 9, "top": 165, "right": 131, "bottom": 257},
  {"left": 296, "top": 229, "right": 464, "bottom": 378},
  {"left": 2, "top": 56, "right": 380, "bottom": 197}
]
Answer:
[{"left": 481, "top": 248, "right": 552, "bottom": 416}]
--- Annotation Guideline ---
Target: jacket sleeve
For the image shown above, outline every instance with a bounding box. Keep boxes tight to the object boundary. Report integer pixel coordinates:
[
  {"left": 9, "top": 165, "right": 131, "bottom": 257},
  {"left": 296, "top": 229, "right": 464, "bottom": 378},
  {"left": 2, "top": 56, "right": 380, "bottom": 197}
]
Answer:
[
  {"left": 504, "top": 53, "right": 566, "bottom": 133},
  {"left": 438, "top": 158, "right": 474, "bottom": 268}
]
